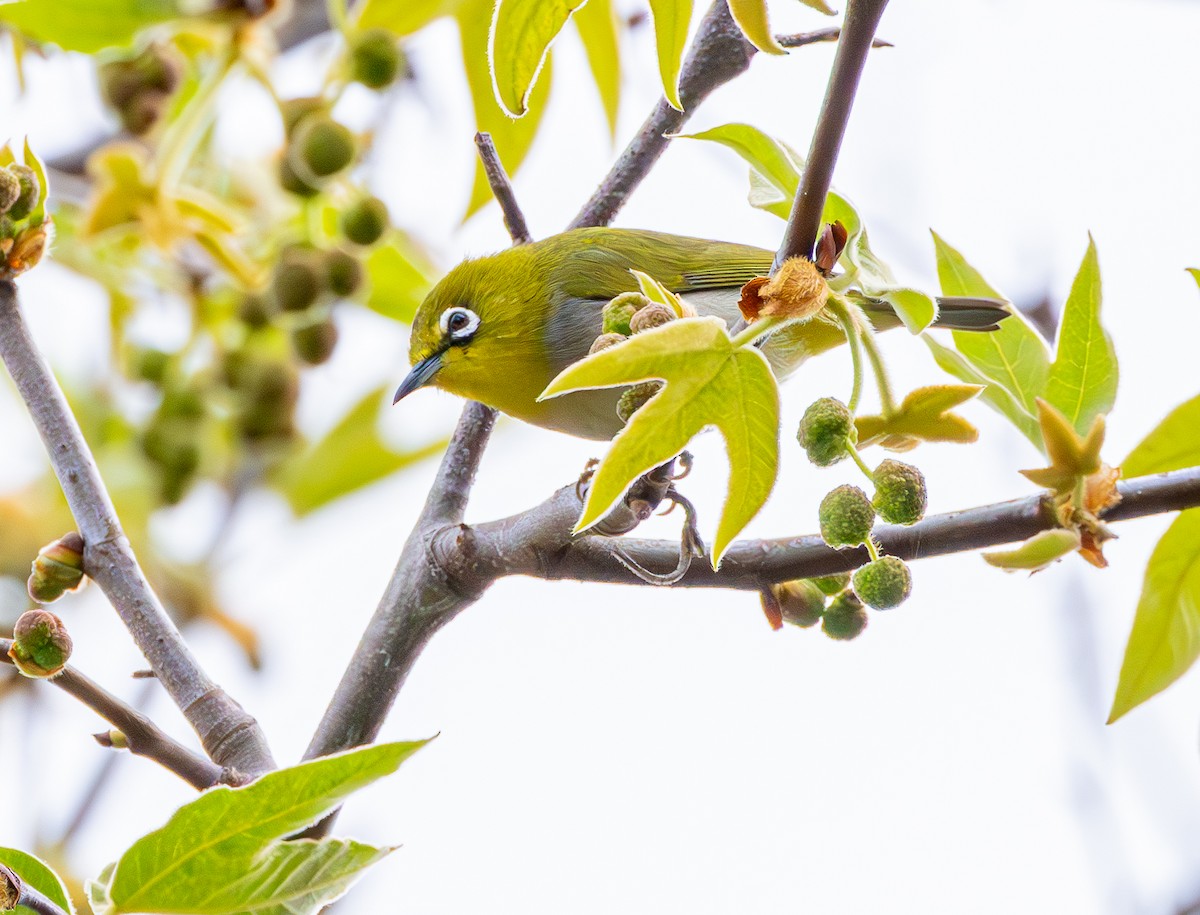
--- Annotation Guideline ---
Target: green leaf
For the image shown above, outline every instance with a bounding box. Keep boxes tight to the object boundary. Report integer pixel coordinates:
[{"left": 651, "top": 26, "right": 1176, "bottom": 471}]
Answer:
[
  {"left": 489, "top": 0, "right": 586, "bottom": 117},
  {"left": 458, "top": 0, "right": 552, "bottom": 217},
  {"left": 1188, "top": 267, "right": 1200, "bottom": 290},
  {"left": 90, "top": 741, "right": 428, "bottom": 915},
  {"left": 0, "top": 848, "right": 75, "bottom": 915},
  {"left": 855, "top": 384, "right": 982, "bottom": 450},
  {"left": 21, "top": 139, "right": 48, "bottom": 228},
  {"left": 354, "top": 0, "right": 459, "bottom": 35},
  {"left": 629, "top": 268, "right": 687, "bottom": 316},
  {"left": 981, "top": 528, "right": 1080, "bottom": 572},
  {"left": 542, "top": 317, "right": 779, "bottom": 566},
  {"left": 924, "top": 336, "right": 1042, "bottom": 448},
  {"left": 365, "top": 236, "right": 438, "bottom": 324},
  {"left": 274, "top": 388, "right": 445, "bottom": 515},
  {"left": 674, "top": 123, "right": 802, "bottom": 203},
  {"left": 0, "top": 0, "right": 180, "bottom": 52},
  {"left": 648, "top": 0, "right": 692, "bottom": 111},
  {"left": 1123, "top": 394, "right": 1200, "bottom": 478},
  {"left": 932, "top": 231, "right": 1050, "bottom": 446},
  {"left": 572, "top": 0, "right": 621, "bottom": 138},
  {"left": 1044, "top": 236, "right": 1118, "bottom": 434},
  {"left": 727, "top": 0, "right": 786, "bottom": 54},
  {"left": 1108, "top": 508, "right": 1200, "bottom": 723},
  {"left": 797, "top": 0, "right": 836, "bottom": 12}
]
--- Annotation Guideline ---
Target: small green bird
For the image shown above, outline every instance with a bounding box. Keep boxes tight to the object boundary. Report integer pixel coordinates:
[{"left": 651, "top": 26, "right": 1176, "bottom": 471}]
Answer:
[{"left": 395, "top": 228, "right": 1008, "bottom": 440}]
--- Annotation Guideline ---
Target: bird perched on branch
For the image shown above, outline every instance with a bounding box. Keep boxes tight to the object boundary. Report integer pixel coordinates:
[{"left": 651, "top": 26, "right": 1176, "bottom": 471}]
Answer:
[{"left": 394, "top": 228, "right": 1009, "bottom": 440}]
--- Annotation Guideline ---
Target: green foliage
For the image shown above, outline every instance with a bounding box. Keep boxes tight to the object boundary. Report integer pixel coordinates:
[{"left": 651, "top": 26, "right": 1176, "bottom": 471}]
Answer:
[
  {"left": 981, "top": 528, "right": 1081, "bottom": 572},
  {"left": 87, "top": 741, "right": 428, "bottom": 915},
  {"left": 1108, "top": 509, "right": 1200, "bottom": 722},
  {"left": 365, "top": 237, "right": 438, "bottom": 323},
  {"left": 1123, "top": 394, "right": 1200, "bottom": 478},
  {"left": 854, "top": 384, "right": 981, "bottom": 450},
  {"left": 488, "top": 0, "right": 587, "bottom": 117},
  {"left": 727, "top": 0, "right": 788, "bottom": 55},
  {"left": 542, "top": 316, "right": 779, "bottom": 566},
  {"left": 647, "top": 0, "right": 692, "bottom": 110},
  {"left": 0, "top": 0, "right": 179, "bottom": 53},
  {"left": 572, "top": 0, "right": 621, "bottom": 136},
  {"left": 0, "top": 847, "right": 75, "bottom": 915},
  {"left": 1044, "top": 237, "right": 1118, "bottom": 434}
]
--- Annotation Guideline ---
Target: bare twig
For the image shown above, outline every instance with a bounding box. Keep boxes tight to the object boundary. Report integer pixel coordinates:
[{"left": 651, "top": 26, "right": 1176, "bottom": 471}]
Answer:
[
  {"left": 474, "top": 133, "right": 533, "bottom": 245},
  {"left": 0, "top": 639, "right": 228, "bottom": 789},
  {"left": 432, "top": 468, "right": 1200, "bottom": 590},
  {"left": 0, "top": 862, "right": 70, "bottom": 915},
  {"left": 0, "top": 281, "right": 274, "bottom": 776},
  {"left": 777, "top": 0, "right": 891, "bottom": 267}
]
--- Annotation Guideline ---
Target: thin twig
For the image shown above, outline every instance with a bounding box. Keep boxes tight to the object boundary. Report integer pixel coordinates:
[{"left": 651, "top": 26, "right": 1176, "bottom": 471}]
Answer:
[
  {"left": 433, "top": 467, "right": 1200, "bottom": 590},
  {"left": 0, "top": 281, "right": 274, "bottom": 776},
  {"left": 474, "top": 133, "right": 532, "bottom": 245},
  {"left": 0, "top": 862, "right": 71, "bottom": 915},
  {"left": 777, "top": 0, "right": 891, "bottom": 267},
  {"left": 0, "top": 640, "right": 227, "bottom": 789}
]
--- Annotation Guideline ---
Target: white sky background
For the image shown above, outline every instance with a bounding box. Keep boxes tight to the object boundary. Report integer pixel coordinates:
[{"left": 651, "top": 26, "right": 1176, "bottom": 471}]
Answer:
[{"left": 3, "top": 0, "right": 1200, "bottom": 912}]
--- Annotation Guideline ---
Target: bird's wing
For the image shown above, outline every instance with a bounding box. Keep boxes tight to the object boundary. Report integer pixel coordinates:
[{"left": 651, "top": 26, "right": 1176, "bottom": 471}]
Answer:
[{"left": 548, "top": 228, "right": 773, "bottom": 301}]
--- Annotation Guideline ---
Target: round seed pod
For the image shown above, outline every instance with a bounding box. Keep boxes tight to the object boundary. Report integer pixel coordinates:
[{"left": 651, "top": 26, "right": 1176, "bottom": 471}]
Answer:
[
  {"left": 629, "top": 302, "right": 676, "bottom": 334},
  {"left": 852, "top": 555, "right": 912, "bottom": 610},
  {"left": 818, "top": 484, "right": 874, "bottom": 549},
  {"left": 349, "top": 28, "right": 402, "bottom": 89},
  {"left": 340, "top": 195, "right": 389, "bottom": 246}
]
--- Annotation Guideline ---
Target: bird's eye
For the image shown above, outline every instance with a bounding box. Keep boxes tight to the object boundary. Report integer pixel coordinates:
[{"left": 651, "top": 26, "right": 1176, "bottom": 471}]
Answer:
[{"left": 440, "top": 306, "right": 480, "bottom": 341}]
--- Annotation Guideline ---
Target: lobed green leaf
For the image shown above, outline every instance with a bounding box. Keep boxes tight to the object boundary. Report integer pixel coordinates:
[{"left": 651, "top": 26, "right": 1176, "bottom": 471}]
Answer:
[
  {"left": 92, "top": 741, "right": 427, "bottom": 915},
  {"left": 1043, "top": 236, "right": 1118, "bottom": 434},
  {"left": 0, "top": 0, "right": 179, "bottom": 53},
  {"left": 0, "top": 848, "right": 75, "bottom": 915},
  {"left": 924, "top": 336, "right": 1042, "bottom": 447},
  {"left": 648, "top": 0, "right": 692, "bottom": 111},
  {"left": 1108, "top": 508, "right": 1200, "bottom": 723},
  {"left": 542, "top": 317, "right": 779, "bottom": 566}
]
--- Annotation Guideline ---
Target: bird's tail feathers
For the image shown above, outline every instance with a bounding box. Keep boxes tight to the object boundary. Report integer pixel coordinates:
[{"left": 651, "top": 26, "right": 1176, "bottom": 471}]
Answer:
[{"left": 862, "top": 296, "right": 1012, "bottom": 333}]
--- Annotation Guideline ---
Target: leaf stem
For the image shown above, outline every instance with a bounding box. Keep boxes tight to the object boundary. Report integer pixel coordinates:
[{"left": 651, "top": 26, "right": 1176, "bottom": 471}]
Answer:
[
  {"left": 858, "top": 321, "right": 896, "bottom": 416},
  {"left": 155, "top": 47, "right": 238, "bottom": 195},
  {"left": 731, "top": 314, "right": 786, "bottom": 349},
  {"left": 864, "top": 537, "right": 881, "bottom": 562},
  {"left": 847, "top": 444, "right": 875, "bottom": 482},
  {"left": 828, "top": 297, "right": 864, "bottom": 412}
]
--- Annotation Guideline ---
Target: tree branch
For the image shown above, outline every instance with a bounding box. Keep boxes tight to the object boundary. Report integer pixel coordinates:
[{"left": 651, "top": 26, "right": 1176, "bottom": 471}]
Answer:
[
  {"left": 474, "top": 132, "right": 533, "bottom": 245},
  {"left": 435, "top": 467, "right": 1200, "bottom": 590},
  {"left": 777, "top": 0, "right": 891, "bottom": 266},
  {"left": 0, "top": 863, "right": 70, "bottom": 915},
  {"left": 0, "top": 281, "right": 274, "bottom": 776},
  {"left": 0, "top": 640, "right": 228, "bottom": 789}
]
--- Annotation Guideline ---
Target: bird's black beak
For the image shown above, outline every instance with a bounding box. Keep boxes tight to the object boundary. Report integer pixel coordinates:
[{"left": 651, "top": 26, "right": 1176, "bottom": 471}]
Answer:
[{"left": 393, "top": 352, "right": 443, "bottom": 404}]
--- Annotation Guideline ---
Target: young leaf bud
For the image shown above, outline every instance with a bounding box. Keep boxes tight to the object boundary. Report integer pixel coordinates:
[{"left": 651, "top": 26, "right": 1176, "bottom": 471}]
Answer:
[
  {"left": 872, "top": 459, "right": 928, "bottom": 525},
  {"left": 797, "top": 397, "right": 855, "bottom": 467},
  {"left": 629, "top": 302, "right": 676, "bottom": 334},
  {"left": 602, "top": 292, "right": 649, "bottom": 336},
  {"left": 27, "top": 532, "right": 86, "bottom": 604},
  {"left": 94, "top": 729, "right": 129, "bottom": 749},
  {"left": 773, "top": 579, "right": 826, "bottom": 628},
  {"left": 809, "top": 572, "right": 851, "bottom": 596},
  {"left": 589, "top": 332, "right": 626, "bottom": 355},
  {"left": 292, "top": 318, "right": 339, "bottom": 365},
  {"left": 821, "top": 591, "right": 868, "bottom": 641},
  {"left": 818, "top": 484, "right": 874, "bottom": 548},
  {"left": 340, "top": 195, "right": 389, "bottom": 246},
  {"left": 324, "top": 248, "right": 364, "bottom": 296},
  {"left": 6, "top": 165, "right": 40, "bottom": 222},
  {"left": 288, "top": 115, "right": 356, "bottom": 180},
  {"left": 852, "top": 555, "right": 912, "bottom": 610},
  {"left": 616, "top": 381, "right": 662, "bottom": 424},
  {"left": 349, "top": 28, "right": 402, "bottom": 89},
  {"left": 0, "top": 168, "right": 19, "bottom": 215},
  {"left": 271, "top": 248, "right": 323, "bottom": 312},
  {"left": 9, "top": 609, "right": 73, "bottom": 677}
]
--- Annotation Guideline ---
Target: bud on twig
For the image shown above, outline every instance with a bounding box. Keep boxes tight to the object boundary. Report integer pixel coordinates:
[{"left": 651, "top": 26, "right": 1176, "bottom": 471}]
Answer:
[
  {"left": 27, "top": 532, "right": 86, "bottom": 603},
  {"left": 9, "top": 609, "right": 73, "bottom": 678}
]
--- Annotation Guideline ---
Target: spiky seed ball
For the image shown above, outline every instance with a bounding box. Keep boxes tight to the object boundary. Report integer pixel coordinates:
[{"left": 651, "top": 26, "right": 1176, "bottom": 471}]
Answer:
[
  {"left": 818, "top": 484, "right": 875, "bottom": 548},
  {"left": 629, "top": 302, "right": 676, "bottom": 334},
  {"left": 289, "top": 115, "right": 356, "bottom": 179},
  {"left": 852, "top": 556, "right": 912, "bottom": 610},
  {"left": 589, "top": 332, "right": 626, "bottom": 355},
  {"left": 324, "top": 248, "right": 364, "bottom": 296},
  {"left": 6, "top": 165, "right": 40, "bottom": 221},
  {"left": 797, "top": 397, "right": 855, "bottom": 467},
  {"left": 602, "top": 292, "right": 649, "bottom": 336},
  {"left": 872, "top": 459, "right": 928, "bottom": 525},
  {"left": 271, "top": 249, "right": 323, "bottom": 312},
  {"left": 810, "top": 572, "right": 851, "bottom": 596},
  {"left": 821, "top": 591, "right": 868, "bottom": 641},
  {"left": 340, "top": 196, "right": 389, "bottom": 246},
  {"left": 9, "top": 609, "right": 73, "bottom": 677},
  {"left": 0, "top": 168, "right": 20, "bottom": 215},
  {"left": 774, "top": 580, "right": 826, "bottom": 628},
  {"left": 349, "top": 28, "right": 402, "bottom": 89},
  {"left": 292, "top": 319, "right": 339, "bottom": 365},
  {"left": 616, "top": 382, "right": 662, "bottom": 424}
]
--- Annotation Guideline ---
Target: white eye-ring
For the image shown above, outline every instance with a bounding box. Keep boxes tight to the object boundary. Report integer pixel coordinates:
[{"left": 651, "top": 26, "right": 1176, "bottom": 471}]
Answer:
[{"left": 440, "top": 306, "right": 480, "bottom": 341}]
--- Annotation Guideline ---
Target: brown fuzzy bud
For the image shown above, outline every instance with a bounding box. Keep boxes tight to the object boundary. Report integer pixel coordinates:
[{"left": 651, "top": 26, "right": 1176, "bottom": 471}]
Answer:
[
  {"left": 738, "top": 257, "right": 828, "bottom": 322},
  {"left": 27, "top": 532, "right": 86, "bottom": 603},
  {"left": 629, "top": 302, "right": 676, "bottom": 334},
  {"left": 9, "top": 609, "right": 73, "bottom": 677},
  {"left": 0, "top": 864, "right": 19, "bottom": 911},
  {"left": 4, "top": 224, "right": 48, "bottom": 276},
  {"left": 616, "top": 381, "right": 662, "bottom": 423},
  {"left": 588, "top": 332, "right": 627, "bottom": 355}
]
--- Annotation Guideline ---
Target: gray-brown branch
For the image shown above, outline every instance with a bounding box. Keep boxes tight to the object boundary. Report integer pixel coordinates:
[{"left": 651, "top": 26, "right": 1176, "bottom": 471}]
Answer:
[
  {"left": 0, "top": 640, "right": 228, "bottom": 789},
  {"left": 0, "top": 281, "right": 274, "bottom": 776}
]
